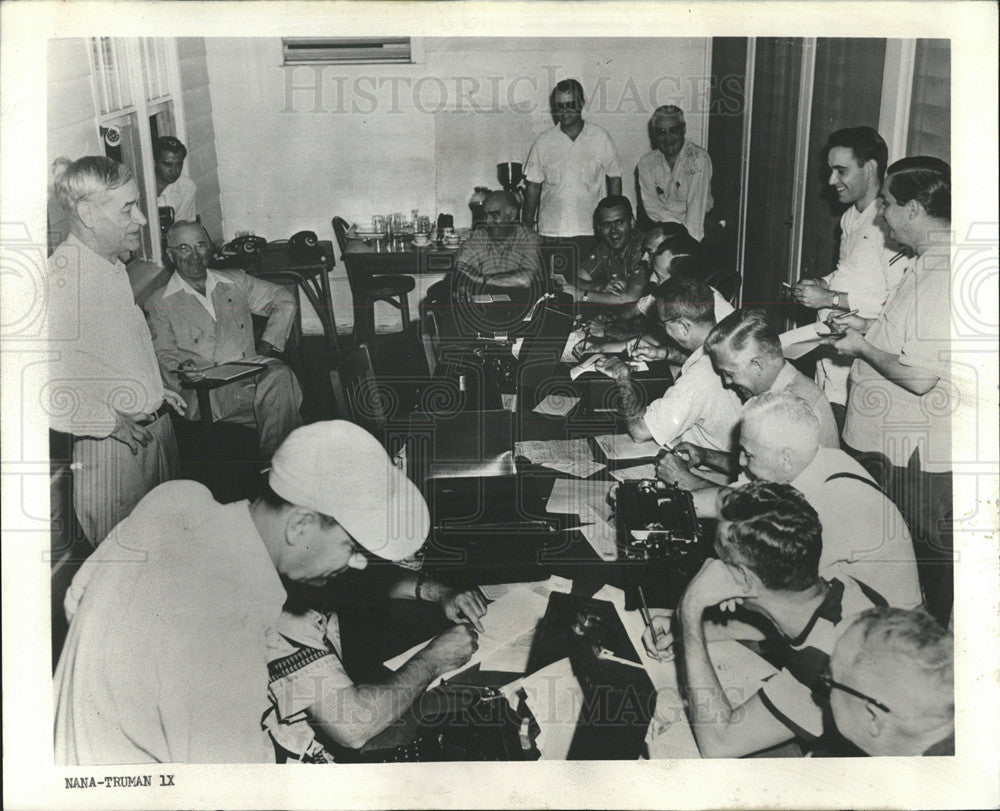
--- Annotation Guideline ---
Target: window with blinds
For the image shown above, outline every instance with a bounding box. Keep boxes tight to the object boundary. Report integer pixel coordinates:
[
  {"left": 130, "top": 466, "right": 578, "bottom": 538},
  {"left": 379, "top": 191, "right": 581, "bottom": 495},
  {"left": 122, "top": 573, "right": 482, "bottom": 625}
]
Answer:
[
  {"left": 907, "top": 39, "right": 950, "bottom": 162},
  {"left": 89, "top": 37, "right": 133, "bottom": 114},
  {"left": 281, "top": 37, "right": 412, "bottom": 65},
  {"left": 139, "top": 38, "right": 172, "bottom": 102}
]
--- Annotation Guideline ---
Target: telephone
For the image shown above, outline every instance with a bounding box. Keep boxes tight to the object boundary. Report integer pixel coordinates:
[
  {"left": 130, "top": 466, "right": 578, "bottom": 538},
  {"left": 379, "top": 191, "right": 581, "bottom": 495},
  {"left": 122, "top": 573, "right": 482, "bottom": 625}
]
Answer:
[
  {"left": 288, "top": 229, "right": 321, "bottom": 262},
  {"left": 222, "top": 234, "right": 268, "bottom": 256}
]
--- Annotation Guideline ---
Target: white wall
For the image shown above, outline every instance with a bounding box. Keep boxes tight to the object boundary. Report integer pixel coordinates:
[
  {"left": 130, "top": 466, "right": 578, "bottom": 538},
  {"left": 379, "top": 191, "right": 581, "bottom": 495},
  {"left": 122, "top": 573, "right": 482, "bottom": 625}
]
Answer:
[{"left": 205, "top": 37, "right": 712, "bottom": 332}]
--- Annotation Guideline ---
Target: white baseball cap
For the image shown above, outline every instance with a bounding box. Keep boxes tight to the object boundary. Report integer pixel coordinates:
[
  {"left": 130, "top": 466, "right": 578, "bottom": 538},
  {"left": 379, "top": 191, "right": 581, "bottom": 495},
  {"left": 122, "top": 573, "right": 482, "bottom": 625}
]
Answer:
[{"left": 268, "top": 421, "right": 429, "bottom": 561}]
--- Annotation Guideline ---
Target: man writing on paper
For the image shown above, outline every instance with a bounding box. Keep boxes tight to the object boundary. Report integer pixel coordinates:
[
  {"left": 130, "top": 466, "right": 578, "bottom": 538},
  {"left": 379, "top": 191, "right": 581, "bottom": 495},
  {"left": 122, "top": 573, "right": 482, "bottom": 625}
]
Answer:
[
  {"left": 145, "top": 220, "right": 303, "bottom": 459},
  {"left": 645, "top": 482, "right": 886, "bottom": 758},
  {"left": 658, "top": 392, "right": 921, "bottom": 609},
  {"left": 55, "top": 421, "right": 481, "bottom": 764},
  {"left": 593, "top": 276, "right": 741, "bottom": 457},
  {"left": 792, "top": 127, "right": 909, "bottom": 428}
]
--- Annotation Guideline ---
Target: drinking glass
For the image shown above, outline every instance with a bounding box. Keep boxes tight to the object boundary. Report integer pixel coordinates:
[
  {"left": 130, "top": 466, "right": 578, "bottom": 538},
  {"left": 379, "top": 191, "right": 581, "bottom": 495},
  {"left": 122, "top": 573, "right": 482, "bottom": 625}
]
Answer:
[{"left": 371, "top": 215, "right": 386, "bottom": 236}]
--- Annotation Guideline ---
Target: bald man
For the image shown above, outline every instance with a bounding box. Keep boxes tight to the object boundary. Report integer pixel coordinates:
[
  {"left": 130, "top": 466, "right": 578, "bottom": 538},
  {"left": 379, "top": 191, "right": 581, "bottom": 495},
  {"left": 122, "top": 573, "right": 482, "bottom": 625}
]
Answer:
[
  {"left": 453, "top": 191, "right": 544, "bottom": 290},
  {"left": 145, "top": 220, "right": 303, "bottom": 459},
  {"left": 827, "top": 607, "right": 953, "bottom": 756}
]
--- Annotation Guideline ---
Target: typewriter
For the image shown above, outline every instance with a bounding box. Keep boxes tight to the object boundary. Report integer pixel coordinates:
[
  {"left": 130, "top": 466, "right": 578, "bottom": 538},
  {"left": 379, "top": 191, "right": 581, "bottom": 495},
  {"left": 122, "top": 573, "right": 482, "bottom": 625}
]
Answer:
[{"left": 613, "top": 479, "right": 707, "bottom": 610}]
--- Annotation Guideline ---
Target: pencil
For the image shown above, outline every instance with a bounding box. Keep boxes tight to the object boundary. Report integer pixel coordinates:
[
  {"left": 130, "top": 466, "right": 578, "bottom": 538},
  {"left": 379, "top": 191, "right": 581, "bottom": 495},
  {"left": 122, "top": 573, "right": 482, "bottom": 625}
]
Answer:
[
  {"left": 637, "top": 585, "right": 657, "bottom": 646},
  {"left": 630, "top": 327, "right": 645, "bottom": 357}
]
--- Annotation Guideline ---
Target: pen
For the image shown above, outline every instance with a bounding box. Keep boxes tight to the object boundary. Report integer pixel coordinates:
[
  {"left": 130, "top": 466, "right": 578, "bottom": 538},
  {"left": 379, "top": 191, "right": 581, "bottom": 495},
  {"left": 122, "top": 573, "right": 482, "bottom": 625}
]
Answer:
[
  {"left": 630, "top": 327, "right": 645, "bottom": 357},
  {"left": 831, "top": 308, "right": 860, "bottom": 319},
  {"left": 637, "top": 585, "right": 658, "bottom": 647},
  {"left": 596, "top": 648, "right": 646, "bottom": 670}
]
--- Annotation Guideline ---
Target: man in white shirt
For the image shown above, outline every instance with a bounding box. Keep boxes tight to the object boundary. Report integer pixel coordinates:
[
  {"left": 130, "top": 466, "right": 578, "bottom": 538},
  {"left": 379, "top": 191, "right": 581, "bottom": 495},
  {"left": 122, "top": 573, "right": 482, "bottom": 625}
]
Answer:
[
  {"left": 54, "top": 420, "right": 478, "bottom": 765},
  {"left": 792, "top": 127, "right": 909, "bottom": 419},
  {"left": 145, "top": 221, "right": 303, "bottom": 459},
  {"left": 155, "top": 135, "right": 197, "bottom": 223},
  {"left": 636, "top": 105, "right": 714, "bottom": 242},
  {"left": 594, "top": 275, "right": 741, "bottom": 455},
  {"left": 47, "top": 156, "right": 184, "bottom": 545},
  {"left": 522, "top": 78, "right": 622, "bottom": 250}
]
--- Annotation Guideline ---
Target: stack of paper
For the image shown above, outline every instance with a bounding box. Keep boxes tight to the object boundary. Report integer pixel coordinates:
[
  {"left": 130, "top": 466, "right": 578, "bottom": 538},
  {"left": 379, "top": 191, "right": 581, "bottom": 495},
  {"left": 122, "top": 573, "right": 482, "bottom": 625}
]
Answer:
[
  {"left": 544, "top": 478, "right": 614, "bottom": 521},
  {"left": 532, "top": 393, "right": 581, "bottom": 417},
  {"left": 579, "top": 506, "right": 619, "bottom": 560},
  {"left": 609, "top": 463, "right": 658, "bottom": 482},
  {"left": 568, "top": 354, "right": 603, "bottom": 380},
  {"left": 514, "top": 438, "right": 606, "bottom": 478}
]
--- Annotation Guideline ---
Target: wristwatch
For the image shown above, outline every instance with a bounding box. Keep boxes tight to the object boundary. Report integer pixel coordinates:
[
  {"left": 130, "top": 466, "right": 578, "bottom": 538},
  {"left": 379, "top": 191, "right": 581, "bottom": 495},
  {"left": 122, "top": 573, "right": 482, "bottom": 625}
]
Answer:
[
  {"left": 832, "top": 292, "right": 842, "bottom": 309},
  {"left": 581, "top": 290, "right": 590, "bottom": 302}
]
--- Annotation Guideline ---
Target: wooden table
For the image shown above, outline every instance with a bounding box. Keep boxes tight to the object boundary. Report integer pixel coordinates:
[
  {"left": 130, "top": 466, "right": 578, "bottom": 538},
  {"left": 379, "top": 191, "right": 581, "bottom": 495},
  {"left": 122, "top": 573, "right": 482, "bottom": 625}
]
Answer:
[{"left": 340, "top": 237, "right": 459, "bottom": 277}]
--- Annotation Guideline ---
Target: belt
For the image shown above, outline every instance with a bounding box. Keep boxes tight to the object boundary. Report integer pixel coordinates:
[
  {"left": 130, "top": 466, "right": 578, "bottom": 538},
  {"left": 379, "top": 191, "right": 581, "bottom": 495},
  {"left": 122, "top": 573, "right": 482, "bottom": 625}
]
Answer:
[{"left": 135, "top": 401, "right": 172, "bottom": 427}]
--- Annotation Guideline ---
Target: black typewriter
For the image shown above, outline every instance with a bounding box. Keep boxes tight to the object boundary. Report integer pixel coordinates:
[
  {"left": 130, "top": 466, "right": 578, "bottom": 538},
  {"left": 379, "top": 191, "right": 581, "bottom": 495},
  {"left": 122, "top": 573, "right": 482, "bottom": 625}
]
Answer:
[{"left": 613, "top": 479, "right": 707, "bottom": 610}]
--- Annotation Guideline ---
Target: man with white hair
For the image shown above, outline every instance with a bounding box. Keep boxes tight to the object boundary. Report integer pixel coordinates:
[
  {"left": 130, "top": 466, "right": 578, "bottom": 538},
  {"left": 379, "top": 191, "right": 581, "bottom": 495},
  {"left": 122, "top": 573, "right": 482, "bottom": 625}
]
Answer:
[
  {"left": 826, "top": 607, "right": 953, "bottom": 755},
  {"left": 54, "top": 421, "right": 480, "bottom": 765},
  {"left": 663, "top": 392, "right": 921, "bottom": 608},
  {"left": 47, "top": 156, "right": 183, "bottom": 545},
  {"left": 636, "top": 105, "right": 714, "bottom": 241}
]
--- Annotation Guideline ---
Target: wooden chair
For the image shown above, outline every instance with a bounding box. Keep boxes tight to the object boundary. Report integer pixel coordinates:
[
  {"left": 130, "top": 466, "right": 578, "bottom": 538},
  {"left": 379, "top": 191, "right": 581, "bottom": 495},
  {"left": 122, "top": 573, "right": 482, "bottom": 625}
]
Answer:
[{"left": 332, "top": 216, "right": 415, "bottom": 344}]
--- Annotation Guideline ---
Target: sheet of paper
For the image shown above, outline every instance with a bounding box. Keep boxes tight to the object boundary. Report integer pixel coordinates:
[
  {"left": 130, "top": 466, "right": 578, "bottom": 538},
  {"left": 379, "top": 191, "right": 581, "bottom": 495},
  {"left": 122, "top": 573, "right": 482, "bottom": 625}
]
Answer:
[
  {"left": 779, "top": 321, "right": 827, "bottom": 360},
  {"left": 544, "top": 478, "right": 614, "bottom": 521},
  {"left": 383, "top": 587, "right": 550, "bottom": 688},
  {"left": 501, "top": 393, "right": 517, "bottom": 412},
  {"left": 579, "top": 507, "right": 618, "bottom": 560},
  {"left": 532, "top": 393, "right": 581, "bottom": 417},
  {"left": 540, "top": 459, "right": 606, "bottom": 478},
  {"left": 593, "top": 433, "right": 663, "bottom": 461},
  {"left": 627, "top": 359, "right": 649, "bottom": 373},
  {"left": 568, "top": 353, "right": 602, "bottom": 380},
  {"left": 609, "top": 463, "right": 658, "bottom": 482},
  {"left": 479, "top": 574, "right": 572, "bottom": 602},
  {"left": 479, "top": 627, "right": 537, "bottom": 673},
  {"left": 514, "top": 438, "right": 594, "bottom": 464}
]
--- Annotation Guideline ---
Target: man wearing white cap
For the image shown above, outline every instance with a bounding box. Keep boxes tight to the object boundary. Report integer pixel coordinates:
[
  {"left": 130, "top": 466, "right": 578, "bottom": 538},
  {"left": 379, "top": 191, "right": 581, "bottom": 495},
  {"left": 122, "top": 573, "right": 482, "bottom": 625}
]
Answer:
[{"left": 54, "top": 421, "right": 480, "bottom": 765}]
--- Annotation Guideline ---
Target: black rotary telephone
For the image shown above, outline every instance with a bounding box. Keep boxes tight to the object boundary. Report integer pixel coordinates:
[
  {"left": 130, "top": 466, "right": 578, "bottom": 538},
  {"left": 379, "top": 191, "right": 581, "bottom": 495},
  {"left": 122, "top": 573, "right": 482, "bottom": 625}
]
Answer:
[
  {"left": 288, "top": 230, "right": 321, "bottom": 262},
  {"left": 221, "top": 234, "right": 268, "bottom": 256}
]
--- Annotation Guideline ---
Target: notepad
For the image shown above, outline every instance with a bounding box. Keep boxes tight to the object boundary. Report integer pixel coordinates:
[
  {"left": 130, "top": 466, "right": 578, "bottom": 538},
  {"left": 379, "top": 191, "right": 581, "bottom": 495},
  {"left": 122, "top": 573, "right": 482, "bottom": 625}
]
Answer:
[
  {"left": 533, "top": 394, "right": 580, "bottom": 417},
  {"left": 779, "top": 322, "right": 827, "bottom": 360},
  {"left": 580, "top": 507, "right": 619, "bottom": 560},
  {"left": 593, "top": 434, "right": 663, "bottom": 461}
]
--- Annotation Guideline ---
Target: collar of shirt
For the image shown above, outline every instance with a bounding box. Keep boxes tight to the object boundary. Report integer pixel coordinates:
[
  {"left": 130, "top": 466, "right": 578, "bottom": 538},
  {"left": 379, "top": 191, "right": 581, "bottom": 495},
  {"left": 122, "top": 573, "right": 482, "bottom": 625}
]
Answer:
[
  {"left": 843, "top": 197, "right": 880, "bottom": 234},
  {"left": 769, "top": 361, "right": 798, "bottom": 393},
  {"left": 163, "top": 268, "right": 227, "bottom": 318},
  {"left": 64, "top": 232, "right": 127, "bottom": 277},
  {"left": 787, "top": 578, "right": 846, "bottom": 647}
]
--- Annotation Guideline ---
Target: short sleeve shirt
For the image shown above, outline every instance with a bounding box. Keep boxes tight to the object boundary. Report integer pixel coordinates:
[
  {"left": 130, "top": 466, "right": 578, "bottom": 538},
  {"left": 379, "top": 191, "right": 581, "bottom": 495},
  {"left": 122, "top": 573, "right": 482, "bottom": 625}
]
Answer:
[
  {"left": 643, "top": 345, "right": 742, "bottom": 452},
  {"left": 579, "top": 228, "right": 647, "bottom": 290},
  {"left": 636, "top": 141, "right": 714, "bottom": 241},
  {"left": 769, "top": 361, "right": 841, "bottom": 449},
  {"left": 524, "top": 122, "right": 623, "bottom": 238},
  {"left": 454, "top": 224, "right": 544, "bottom": 285},
  {"left": 843, "top": 246, "right": 954, "bottom": 471},
  {"left": 157, "top": 175, "right": 197, "bottom": 222},
  {"left": 758, "top": 578, "right": 886, "bottom": 741}
]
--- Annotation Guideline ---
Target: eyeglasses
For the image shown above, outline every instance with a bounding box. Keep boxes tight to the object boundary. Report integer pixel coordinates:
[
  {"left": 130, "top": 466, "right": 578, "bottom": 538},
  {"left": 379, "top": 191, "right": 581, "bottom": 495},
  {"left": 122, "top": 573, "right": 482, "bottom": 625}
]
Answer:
[
  {"left": 553, "top": 101, "right": 581, "bottom": 111},
  {"left": 167, "top": 241, "right": 211, "bottom": 258},
  {"left": 654, "top": 125, "right": 685, "bottom": 137},
  {"left": 814, "top": 670, "right": 891, "bottom": 714}
]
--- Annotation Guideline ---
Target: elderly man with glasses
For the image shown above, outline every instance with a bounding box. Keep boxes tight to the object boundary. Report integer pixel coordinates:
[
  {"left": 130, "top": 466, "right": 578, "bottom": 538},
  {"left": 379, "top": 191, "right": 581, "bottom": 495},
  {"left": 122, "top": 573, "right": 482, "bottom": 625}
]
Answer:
[{"left": 145, "top": 220, "right": 302, "bottom": 459}]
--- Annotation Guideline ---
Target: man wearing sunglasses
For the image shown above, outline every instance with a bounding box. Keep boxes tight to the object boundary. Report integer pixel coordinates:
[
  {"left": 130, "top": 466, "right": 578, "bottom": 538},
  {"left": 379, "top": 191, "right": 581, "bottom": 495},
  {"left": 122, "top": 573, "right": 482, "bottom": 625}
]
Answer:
[
  {"left": 637, "top": 106, "right": 713, "bottom": 242},
  {"left": 145, "top": 220, "right": 303, "bottom": 459},
  {"left": 643, "top": 481, "right": 887, "bottom": 758},
  {"left": 825, "top": 607, "right": 954, "bottom": 756},
  {"left": 522, "top": 78, "right": 623, "bottom": 252}
]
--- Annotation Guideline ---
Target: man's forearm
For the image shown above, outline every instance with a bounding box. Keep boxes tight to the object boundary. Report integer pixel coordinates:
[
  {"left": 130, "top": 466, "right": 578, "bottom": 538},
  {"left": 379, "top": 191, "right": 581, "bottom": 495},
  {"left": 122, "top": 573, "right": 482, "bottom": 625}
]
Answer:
[
  {"left": 310, "top": 654, "right": 441, "bottom": 750},
  {"left": 680, "top": 610, "right": 738, "bottom": 757},
  {"left": 858, "top": 342, "right": 940, "bottom": 396},
  {"left": 616, "top": 376, "right": 653, "bottom": 441}
]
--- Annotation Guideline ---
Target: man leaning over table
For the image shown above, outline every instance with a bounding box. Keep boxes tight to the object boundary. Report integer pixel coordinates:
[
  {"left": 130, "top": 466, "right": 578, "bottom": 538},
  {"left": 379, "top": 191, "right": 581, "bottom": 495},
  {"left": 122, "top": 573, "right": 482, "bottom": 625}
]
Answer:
[
  {"left": 145, "top": 220, "right": 303, "bottom": 459},
  {"left": 522, "top": 78, "right": 623, "bottom": 254},
  {"left": 594, "top": 275, "right": 741, "bottom": 459},
  {"left": 644, "top": 481, "right": 887, "bottom": 758},
  {"left": 47, "top": 155, "right": 183, "bottom": 546},
  {"left": 636, "top": 105, "right": 713, "bottom": 242}
]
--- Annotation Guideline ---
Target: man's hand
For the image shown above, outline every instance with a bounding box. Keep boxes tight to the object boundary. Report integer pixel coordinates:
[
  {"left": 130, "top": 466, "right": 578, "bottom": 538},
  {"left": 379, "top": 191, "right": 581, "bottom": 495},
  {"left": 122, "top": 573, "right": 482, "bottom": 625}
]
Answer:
[
  {"left": 792, "top": 279, "right": 834, "bottom": 309},
  {"left": 422, "top": 624, "right": 479, "bottom": 673},
  {"left": 656, "top": 452, "right": 704, "bottom": 490},
  {"left": 631, "top": 341, "right": 667, "bottom": 362},
  {"left": 603, "top": 278, "right": 627, "bottom": 295},
  {"left": 438, "top": 587, "right": 488, "bottom": 633},
  {"left": 671, "top": 441, "right": 707, "bottom": 468},
  {"left": 594, "top": 354, "right": 631, "bottom": 381},
  {"left": 679, "top": 558, "right": 748, "bottom": 625},
  {"left": 828, "top": 326, "right": 869, "bottom": 359},
  {"left": 641, "top": 615, "right": 676, "bottom": 661},
  {"left": 825, "top": 311, "right": 869, "bottom": 334},
  {"left": 162, "top": 390, "right": 187, "bottom": 415},
  {"left": 562, "top": 282, "right": 581, "bottom": 300},
  {"left": 110, "top": 411, "right": 153, "bottom": 455},
  {"left": 551, "top": 273, "right": 568, "bottom": 291}
]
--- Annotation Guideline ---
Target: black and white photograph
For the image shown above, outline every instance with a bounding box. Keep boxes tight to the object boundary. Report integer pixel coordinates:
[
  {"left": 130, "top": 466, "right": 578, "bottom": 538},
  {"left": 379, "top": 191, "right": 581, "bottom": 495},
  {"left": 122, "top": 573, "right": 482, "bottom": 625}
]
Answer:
[{"left": 1, "top": 2, "right": 998, "bottom": 809}]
